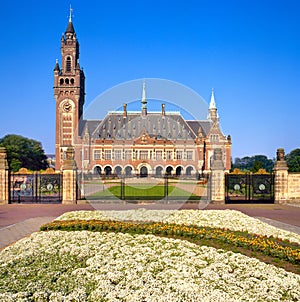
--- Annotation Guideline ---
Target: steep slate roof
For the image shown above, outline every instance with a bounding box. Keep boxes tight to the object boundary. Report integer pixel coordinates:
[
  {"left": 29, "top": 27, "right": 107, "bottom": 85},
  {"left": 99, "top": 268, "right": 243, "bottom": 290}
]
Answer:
[
  {"left": 186, "top": 120, "right": 212, "bottom": 136},
  {"left": 80, "top": 120, "right": 101, "bottom": 136},
  {"left": 81, "top": 111, "right": 213, "bottom": 141},
  {"left": 65, "top": 21, "right": 75, "bottom": 34}
]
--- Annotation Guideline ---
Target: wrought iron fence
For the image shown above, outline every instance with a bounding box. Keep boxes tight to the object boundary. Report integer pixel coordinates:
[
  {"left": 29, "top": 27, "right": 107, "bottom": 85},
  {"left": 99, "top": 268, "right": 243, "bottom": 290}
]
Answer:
[
  {"left": 225, "top": 173, "right": 274, "bottom": 203},
  {"left": 10, "top": 172, "right": 62, "bottom": 203},
  {"left": 79, "top": 174, "right": 209, "bottom": 202}
]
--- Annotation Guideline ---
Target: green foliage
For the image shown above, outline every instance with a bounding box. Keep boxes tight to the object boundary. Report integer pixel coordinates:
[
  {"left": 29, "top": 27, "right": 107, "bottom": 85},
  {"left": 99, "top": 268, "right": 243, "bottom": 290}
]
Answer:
[
  {"left": 252, "top": 160, "right": 263, "bottom": 173},
  {"left": 0, "top": 134, "right": 48, "bottom": 172},
  {"left": 232, "top": 155, "right": 274, "bottom": 172},
  {"left": 286, "top": 148, "right": 300, "bottom": 172}
]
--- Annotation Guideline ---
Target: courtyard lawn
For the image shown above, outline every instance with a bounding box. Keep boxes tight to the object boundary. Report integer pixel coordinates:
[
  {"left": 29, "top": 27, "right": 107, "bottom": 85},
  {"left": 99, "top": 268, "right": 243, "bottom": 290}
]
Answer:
[
  {"left": 0, "top": 209, "right": 300, "bottom": 301},
  {"left": 88, "top": 184, "right": 199, "bottom": 200}
]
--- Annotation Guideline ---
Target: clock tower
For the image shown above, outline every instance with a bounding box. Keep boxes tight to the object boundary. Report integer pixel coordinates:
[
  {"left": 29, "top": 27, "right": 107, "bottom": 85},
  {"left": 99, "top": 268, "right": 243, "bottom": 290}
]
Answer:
[{"left": 54, "top": 8, "right": 85, "bottom": 170}]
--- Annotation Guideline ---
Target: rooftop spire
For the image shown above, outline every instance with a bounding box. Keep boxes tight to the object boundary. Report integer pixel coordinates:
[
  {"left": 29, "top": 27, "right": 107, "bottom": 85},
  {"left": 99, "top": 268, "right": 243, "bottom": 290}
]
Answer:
[
  {"left": 69, "top": 4, "right": 73, "bottom": 22},
  {"left": 208, "top": 88, "right": 219, "bottom": 122},
  {"left": 54, "top": 59, "right": 60, "bottom": 72},
  {"left": 141, "top": 80, "right": 147, "bottom": 116},
  {"left": 65, "top": 5, "right": 75, "bottom": 34},
  {"left": 209, "top": 88, "right": 217, "bottom": 109}
]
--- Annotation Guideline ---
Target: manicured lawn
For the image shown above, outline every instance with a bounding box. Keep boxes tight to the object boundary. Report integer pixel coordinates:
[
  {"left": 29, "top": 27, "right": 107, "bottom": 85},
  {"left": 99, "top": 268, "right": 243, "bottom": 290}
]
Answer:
[{"left": 89, "top": 184, "right": 199, "bottom": 200}]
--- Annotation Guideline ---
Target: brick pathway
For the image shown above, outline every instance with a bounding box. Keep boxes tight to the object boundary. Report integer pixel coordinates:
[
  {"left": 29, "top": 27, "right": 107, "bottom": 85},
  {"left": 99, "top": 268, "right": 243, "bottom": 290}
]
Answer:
[{"left": 0, "top": 202, "right": 299, "bottom": 251}]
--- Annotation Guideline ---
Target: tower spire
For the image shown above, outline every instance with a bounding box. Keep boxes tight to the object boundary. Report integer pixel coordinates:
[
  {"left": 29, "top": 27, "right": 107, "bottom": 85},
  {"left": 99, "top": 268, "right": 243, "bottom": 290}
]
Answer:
[
  {"left": 141, "top": 80, "right": 147, "bottom": 116},
  {"left": 208, "top": 88, "right": 219, "bottom": 122},
  {"left": 69, "top": 5, "right": 73, "bottom": 22},
  {"left": 65, "top": 5, "right": 75, "bottom": 34},
  {"left": 209, "top": 88, "right": 216, "bottom": 109}
]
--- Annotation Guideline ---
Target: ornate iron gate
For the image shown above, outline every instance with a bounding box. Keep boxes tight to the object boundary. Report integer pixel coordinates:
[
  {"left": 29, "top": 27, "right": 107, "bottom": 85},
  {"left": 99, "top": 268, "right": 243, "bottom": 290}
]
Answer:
[
  {"left": 10, "top": 173, "right": 62, "bottom": 203},
  {"left": 225, "top": 173, "right": 274, "bottom": 203}
]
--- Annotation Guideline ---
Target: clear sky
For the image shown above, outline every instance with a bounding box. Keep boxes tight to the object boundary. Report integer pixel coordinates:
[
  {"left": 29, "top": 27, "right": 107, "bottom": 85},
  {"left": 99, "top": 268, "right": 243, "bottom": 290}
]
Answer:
[{"left": 0, "top": 0, "right": 299, "bottom": 160}]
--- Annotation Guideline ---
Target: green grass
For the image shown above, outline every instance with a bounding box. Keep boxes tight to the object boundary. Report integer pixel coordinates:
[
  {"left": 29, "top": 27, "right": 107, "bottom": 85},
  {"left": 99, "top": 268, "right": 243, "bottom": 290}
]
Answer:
[{"left": 89, "top": 184, "right": 199, "bottom": 200}]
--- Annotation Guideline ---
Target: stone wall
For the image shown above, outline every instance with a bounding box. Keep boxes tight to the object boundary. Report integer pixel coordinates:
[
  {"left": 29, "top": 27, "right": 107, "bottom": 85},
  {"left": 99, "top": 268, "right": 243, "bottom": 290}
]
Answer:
[{"left": 288, "top": 173, "right": 300, "bottom": 202}]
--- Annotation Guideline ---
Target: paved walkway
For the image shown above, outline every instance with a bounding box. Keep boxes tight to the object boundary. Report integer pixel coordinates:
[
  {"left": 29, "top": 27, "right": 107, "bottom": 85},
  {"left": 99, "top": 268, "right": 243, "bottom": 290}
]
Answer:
[
  {"left": 0, "top": 217, "right": 55, "bottom": 250},
  {"left": 0, "top": 203, "right": 300, "bottom": 251}
]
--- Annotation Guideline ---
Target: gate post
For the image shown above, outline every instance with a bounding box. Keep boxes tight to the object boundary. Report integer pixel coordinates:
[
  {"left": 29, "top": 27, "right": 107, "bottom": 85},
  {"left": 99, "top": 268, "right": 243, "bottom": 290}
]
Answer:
[
  {"left": 210, "top": 148, "right": 225, "bottom": 204},
  {"left": 62, "top": 146, "right": 77, "bottom": 204},
  {"left": 273, "top": 148, "right": 289, "bottom": 204},
  {"left": 0, "top": 147, "right": 9, "bottom": 204}
]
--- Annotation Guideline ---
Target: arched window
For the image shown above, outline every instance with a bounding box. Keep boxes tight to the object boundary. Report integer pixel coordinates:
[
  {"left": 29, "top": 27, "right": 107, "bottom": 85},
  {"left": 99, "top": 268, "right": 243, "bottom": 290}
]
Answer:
[
  {"left": 166, "top": 166, "right": 173, "bottom": 175},
  {"left": 140, "top": 166, "right": 148, "bottom": 178},
  {"left": 94, "top": 166, "right": 102, "bottom": 176},
  {"left": 66, "top": 56, "right": 71, "bottom": 72},
  {"left": 125, "top": 166, "right": 132, "bottom": 176},
  {"left": 186, "top": 166, "right": 194, "bottom": 176},
  {"left": 155, "top": 166, "right": 163, "bottom": 177},
  {"left": 176, "top": 166, "right": 183, "bottom": 176},
  {"left": 104, "top": 166, "right": 112, "bottom": 176},
  {"left": 114, "top": 166, "right": 122, "bottom": 176}
]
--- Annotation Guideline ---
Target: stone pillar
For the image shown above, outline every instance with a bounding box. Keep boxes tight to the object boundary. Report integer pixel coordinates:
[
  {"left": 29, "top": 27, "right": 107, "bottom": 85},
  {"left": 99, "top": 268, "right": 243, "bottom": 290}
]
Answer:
[
  {"left": 210, "top": 148, "right": 225, "bottom": 204},
  {"left": 62, "top": 146, "right": 77, "bottom": 204},
  {"left": 274, "top": 148, "right": 289, "bottom": 204},
  {"left": 0, "top": 147, "right": 9, "bottom": 204}
]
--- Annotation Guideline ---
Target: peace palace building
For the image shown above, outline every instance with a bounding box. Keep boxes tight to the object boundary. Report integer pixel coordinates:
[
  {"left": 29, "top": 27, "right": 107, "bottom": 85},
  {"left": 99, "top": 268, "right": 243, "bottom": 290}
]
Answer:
[{"left": 54, "top": 15, "right": 231, "bottom": 177}]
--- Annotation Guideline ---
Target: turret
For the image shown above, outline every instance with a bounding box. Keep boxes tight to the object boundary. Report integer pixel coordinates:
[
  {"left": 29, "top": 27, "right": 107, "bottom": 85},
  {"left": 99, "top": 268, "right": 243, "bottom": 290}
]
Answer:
[{"left": 208, "top": 88, "right": 219, "bottom": 122}]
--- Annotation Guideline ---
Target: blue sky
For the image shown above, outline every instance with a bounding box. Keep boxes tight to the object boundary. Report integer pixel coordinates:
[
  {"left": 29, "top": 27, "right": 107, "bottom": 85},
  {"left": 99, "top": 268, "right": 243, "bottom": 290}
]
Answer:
[{"left": 0, "top": 0, "right": 299, "bottom": 159}]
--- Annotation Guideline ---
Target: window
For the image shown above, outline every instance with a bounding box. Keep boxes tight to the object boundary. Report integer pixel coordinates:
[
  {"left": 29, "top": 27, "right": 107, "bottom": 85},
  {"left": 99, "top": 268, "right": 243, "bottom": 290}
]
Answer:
[
  {"left": 125, "top": 150, "right": 132, "bottom": 160},
  {"left": 166, "top": 151, "right": 173, "bottom": 160},
  {"left": 114, "top": 150, "right": 122, "bottom": 160},
  {"left": 186, "top": 151, "right": 193, "bottom": 160},
  {"left": 104, "top": 150, "right": 112, "bottom": 160},
  {"left": 139, "top": 151, "right": 148, "bottom": 160},
  {"left": 210, "top": 134, "right": 219, "bottom": 142},
  {"left": 66, "top": 56, "right": 71, "bottom": 72},
  {"left": 176, "top": 150, "right": 183, "bottom": 160},
  {"left": 156, "top": 151, "right": 162, "bottom": 160},
  {"left": 94, "top": 150, "right": 101, "bottom": 160}
]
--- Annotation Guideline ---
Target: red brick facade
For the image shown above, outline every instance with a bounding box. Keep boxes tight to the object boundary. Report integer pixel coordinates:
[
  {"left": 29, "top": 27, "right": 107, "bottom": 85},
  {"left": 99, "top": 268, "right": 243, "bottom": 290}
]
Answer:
[{"left": 54, "top": 18, "right": 231, "bottom": 176}]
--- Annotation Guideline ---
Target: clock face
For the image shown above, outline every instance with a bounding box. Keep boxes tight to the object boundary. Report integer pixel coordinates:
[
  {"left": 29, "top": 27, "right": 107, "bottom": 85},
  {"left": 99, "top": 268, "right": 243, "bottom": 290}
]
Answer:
[{"left": 63, "top": 101, "right": 72, "bottom": 112}]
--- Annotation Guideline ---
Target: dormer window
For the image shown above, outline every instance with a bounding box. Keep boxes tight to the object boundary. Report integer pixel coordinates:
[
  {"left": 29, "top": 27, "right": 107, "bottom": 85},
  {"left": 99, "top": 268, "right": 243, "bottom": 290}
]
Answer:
[{"left": 66, "top": 56, "right": 71, "bottom": 72}]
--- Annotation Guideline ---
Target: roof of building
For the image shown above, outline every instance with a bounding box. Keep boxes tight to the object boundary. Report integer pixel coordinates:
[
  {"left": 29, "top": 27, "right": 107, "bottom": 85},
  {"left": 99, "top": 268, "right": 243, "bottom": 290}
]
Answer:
[
  {"left": 81, "top": 111, "right": 212, "bottom": 141},
  {"left": 65, "top": 21, "right": 75, "bottom": 34}
]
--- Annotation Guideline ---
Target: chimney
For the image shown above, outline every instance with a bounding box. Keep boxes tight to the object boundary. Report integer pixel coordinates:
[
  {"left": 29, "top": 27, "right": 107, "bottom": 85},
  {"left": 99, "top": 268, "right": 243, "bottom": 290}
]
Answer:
[{"left": 123, "top": 103, "right": 127, "bottom": 118}]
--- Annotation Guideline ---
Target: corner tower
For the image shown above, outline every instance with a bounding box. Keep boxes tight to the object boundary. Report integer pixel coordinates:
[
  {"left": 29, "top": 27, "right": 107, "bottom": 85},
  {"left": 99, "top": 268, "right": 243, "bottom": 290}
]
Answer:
[{"left": 54, "top": 7, "right": 85, "bottom": 170}]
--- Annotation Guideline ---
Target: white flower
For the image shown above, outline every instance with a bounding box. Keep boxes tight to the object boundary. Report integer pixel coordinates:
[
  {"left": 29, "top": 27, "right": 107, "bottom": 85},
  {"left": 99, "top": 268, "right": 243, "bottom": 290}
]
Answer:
[
  {"left": 55, "top": 209, "right": 300, "bottom": 244},
  {"left": 0, "top": 231, "right": 299, "bottom": 301}
]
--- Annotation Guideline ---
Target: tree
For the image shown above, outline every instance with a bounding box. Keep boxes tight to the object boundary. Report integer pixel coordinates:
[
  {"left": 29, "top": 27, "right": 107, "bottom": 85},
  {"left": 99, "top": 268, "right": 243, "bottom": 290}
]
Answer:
[
  {"left": 232, "top": 155, "right": 274, "bottom": 172},
  {"left": 252, "top": 160, "right": 263, "bottom": 173},
  {"left": 0, "top": 134, "right": 49, "bottom": 172},
  {"left": 286, "top": 148, "right": 300, "bottom": 172}
]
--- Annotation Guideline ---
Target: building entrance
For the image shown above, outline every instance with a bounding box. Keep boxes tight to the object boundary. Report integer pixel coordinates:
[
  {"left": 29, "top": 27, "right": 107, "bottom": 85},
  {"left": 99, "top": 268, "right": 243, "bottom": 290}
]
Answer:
[{"left": 140, "top": 166, "right": 148, "bottom": 177}]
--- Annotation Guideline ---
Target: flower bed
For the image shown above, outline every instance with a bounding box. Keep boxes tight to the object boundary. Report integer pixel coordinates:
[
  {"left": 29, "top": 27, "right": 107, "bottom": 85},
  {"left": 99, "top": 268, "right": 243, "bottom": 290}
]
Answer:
[
  {"left": 1, "top": 231, "right": 300, "bottom": 301},
  {"left": 56, "top": 209, "right": 300, "bottom": 244},
  {"left": 1, "top": 209, "right": 300, "bottom": 301},
  {"left": 41, "top": 219, "right": 300, "bottom": 265}
]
